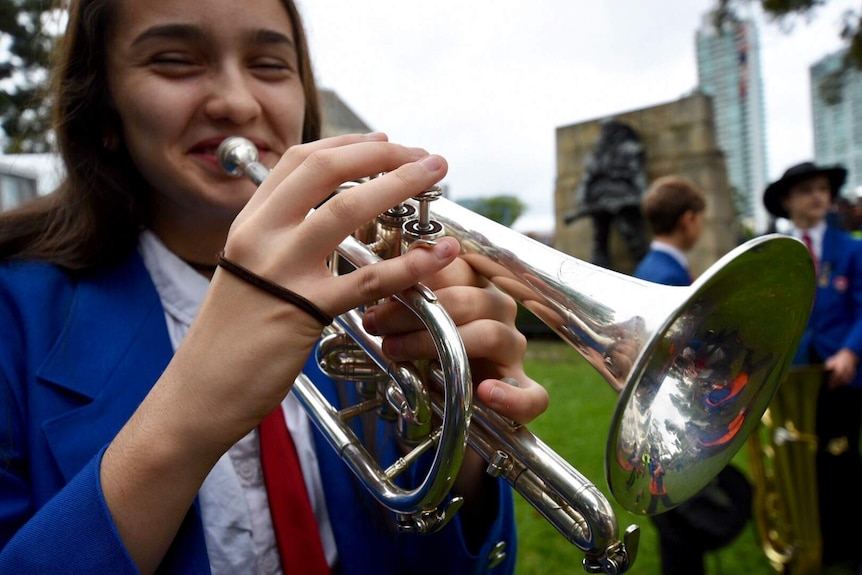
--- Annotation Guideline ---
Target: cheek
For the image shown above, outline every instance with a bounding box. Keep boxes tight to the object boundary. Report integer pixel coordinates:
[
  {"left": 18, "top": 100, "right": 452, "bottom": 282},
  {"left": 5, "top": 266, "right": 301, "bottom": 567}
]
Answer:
[
  {"left": 262, "top": 88, "right": 306, "bottom": 147},
  {"left": 118, "top": 86, "right": 190, "bottom": 147},
  {"left": 119, "top": 105, "right": 177, "bottom": 188}
]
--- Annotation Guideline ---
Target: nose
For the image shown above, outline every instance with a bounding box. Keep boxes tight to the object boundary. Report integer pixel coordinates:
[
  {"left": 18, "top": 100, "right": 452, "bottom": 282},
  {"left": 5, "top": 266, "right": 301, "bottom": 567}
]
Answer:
[{"left": 204, "top": 65, "right": 262, "bottom": 125}]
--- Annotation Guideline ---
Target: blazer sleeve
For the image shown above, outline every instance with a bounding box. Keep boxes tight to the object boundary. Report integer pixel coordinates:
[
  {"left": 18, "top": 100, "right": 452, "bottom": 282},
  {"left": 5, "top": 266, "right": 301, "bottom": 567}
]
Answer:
[
  {"left": 0, "top": 259, "right": 208, "bottom": 574},
  {"left": 0, "top": 278, "right": 137, "bottom": 573},
  {"left": 840, "top": 237, "right": 862, "bottom": 356},
  {"left": 0, "top": 445, "right": 138, "bottom": 575}
]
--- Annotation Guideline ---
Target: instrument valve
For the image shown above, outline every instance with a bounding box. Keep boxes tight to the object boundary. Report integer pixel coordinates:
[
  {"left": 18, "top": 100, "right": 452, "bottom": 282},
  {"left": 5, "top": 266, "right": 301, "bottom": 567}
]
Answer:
[{"left": 404, "top": 185, "right": 444, "bottom": 242}]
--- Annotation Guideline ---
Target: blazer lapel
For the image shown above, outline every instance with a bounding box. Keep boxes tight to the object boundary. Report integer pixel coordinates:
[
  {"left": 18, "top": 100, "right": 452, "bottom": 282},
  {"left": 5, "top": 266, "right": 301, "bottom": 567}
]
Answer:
[{"left": 36, "top": 253, "right": 174, "bottom": 481}]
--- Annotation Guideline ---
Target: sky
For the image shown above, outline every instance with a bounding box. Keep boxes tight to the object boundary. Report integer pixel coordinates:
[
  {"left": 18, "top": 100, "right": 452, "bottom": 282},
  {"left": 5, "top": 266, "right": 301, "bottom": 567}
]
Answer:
[{"left": 294, "top": 0, "right": 861, "bottom": 233}]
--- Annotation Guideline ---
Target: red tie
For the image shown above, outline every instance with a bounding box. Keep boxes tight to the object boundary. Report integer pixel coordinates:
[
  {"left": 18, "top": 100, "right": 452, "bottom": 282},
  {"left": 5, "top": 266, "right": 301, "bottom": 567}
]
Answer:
[
  {"left": 802, "top": 232, "right": 817, "bottom": 270},
  {"left": 259, "top": 405, "right": 330, "bottom": 574}
]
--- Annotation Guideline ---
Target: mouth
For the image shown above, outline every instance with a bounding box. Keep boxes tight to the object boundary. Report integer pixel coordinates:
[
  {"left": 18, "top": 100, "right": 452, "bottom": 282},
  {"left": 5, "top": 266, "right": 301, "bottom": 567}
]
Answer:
[{"left": 189, "top": 137, "right": 273, "bottom": 169}]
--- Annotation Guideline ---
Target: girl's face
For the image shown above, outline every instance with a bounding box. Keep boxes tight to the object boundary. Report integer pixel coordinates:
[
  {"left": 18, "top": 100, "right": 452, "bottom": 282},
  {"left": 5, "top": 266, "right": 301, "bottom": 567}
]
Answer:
[{"left": 105, "top": 0, "right": 305, "bottom": 250}]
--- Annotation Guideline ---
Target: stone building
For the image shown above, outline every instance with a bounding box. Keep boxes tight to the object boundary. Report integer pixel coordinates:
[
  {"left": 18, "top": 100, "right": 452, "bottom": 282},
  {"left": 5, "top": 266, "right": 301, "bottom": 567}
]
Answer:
[
  {"left": 319, "top": 88, "right": 373, "bottom": 137},
  {"left": 554, "top": 91, "right": 738, "bottom": 277}
]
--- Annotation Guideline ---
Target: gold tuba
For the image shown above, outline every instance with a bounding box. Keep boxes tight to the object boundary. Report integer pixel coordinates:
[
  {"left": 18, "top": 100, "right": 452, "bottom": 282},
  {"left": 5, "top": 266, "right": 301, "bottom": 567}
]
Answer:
[
  {"left": 217, "top": 136, "right": 815, "bottom": 574},
  {"left": 747, "top": 365, "right": 823, "bottom": 574}
]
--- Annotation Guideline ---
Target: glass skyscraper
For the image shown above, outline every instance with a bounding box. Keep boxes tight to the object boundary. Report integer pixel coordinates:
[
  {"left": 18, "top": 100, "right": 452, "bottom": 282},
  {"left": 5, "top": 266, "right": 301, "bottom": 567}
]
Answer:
[
  {"left": 696, "top": 14, "right": 769, "bottom": 232},
  {"left": 811, "top": 50, "right": 862, "bottom": 197}
]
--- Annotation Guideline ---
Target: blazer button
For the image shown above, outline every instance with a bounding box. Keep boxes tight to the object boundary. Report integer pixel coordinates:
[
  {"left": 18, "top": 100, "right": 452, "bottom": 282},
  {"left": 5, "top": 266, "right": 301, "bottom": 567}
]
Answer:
[{"left": 488, "top": 541, "right": 507, "bottom": 568}]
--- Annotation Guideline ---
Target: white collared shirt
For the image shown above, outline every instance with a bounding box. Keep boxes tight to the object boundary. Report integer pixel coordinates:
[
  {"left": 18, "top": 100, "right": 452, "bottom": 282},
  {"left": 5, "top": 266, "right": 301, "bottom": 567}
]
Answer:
[
  {"left": 792, "top": 220, "right": 826, "bottom": 262},
  {"left": 138, "top": 230, "right": 337, "bottom": 575},
  {"left": 648, "top": 240, "right": 690, "bottom": 274}
]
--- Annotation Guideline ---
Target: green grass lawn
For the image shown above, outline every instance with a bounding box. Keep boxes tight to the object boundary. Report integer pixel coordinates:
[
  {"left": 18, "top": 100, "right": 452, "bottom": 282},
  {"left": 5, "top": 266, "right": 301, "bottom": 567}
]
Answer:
[{"left": 516, "top": 340, "right": 778, "bottom": 575}]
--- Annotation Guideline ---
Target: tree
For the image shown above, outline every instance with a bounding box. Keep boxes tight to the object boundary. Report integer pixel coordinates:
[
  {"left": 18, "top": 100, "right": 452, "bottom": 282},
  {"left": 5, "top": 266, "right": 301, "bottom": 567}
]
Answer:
[
  {"left": 456, "top": 195, "right": 526, "bottom": 227},
  {"left": 0, "top": 0, "right": 60, "bottom": 153},
  {"left": 714, "top": 1, "right": 862, "bottom": 67}
]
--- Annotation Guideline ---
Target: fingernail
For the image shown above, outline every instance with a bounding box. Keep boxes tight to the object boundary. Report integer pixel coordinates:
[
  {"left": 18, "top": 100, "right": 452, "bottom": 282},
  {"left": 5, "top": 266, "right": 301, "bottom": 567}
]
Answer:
[
  {"left": 490, "top": 385, "right": 507, "bottom": 406},
  {"left": 408, "top": 147, "right": 428, "bottom": 157},
  {"left": 419, "top": 155, "right": 443, "bottom": 171},
  {"left": 433, "top": 238, "right": 454, "bottom": 258}
]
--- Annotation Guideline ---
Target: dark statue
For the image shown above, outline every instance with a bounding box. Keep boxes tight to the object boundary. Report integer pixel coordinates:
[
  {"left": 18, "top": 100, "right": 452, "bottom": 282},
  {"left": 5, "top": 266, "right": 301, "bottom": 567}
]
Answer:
[{"left": 565, "top": 119, "right": 649, "bottom": 268}]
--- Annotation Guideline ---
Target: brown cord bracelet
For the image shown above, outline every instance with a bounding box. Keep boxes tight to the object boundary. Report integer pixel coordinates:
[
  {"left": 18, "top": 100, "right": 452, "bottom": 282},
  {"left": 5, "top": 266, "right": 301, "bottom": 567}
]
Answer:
[{"left": 216, "top": 251, "right": 333, "bottom": 326}]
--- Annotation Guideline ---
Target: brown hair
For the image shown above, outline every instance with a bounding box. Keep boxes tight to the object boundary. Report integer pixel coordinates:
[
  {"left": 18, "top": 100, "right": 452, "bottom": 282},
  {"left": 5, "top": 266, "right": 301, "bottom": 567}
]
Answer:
[
  {"left": 0, "top": 0, "right": 321, "bottom": 274},
  {"left": 641, "top": 175, "right": 706, "bottom": 236}
]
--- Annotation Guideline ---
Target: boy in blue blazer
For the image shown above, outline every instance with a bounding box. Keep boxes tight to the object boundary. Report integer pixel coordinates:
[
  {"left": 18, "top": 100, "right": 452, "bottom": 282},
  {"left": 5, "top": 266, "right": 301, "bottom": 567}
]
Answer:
[
  {"left": 634, "top": 177, "right": 753, "bottom": 575},
  {"left": 634, "top": 175, "right": 706, "bottom": 286}
]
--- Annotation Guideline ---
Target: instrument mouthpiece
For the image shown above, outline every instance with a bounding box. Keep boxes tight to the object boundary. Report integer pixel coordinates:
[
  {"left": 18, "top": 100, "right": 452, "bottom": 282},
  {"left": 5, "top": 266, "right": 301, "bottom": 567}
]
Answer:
[{"left": 217, "top": 137, "right": 259, "bottom": 177}]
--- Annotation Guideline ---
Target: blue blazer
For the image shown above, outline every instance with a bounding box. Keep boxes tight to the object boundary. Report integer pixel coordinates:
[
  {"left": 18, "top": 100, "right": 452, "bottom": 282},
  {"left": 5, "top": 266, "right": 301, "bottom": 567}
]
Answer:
[
  {"left": 793, "top": 225, "right": 862, "bottom": 389},
  {"left": 0, "top": 253, "right": 516, "bottom": 574},
  {"left": 633, "top": 249, "right": 691, "bottom": 287}
]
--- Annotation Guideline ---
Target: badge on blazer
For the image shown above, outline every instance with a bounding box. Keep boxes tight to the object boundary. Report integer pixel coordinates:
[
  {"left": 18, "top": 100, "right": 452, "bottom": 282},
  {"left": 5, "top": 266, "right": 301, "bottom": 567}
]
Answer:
[{"left": 834, "top": 275, "right": 848, "bottom": 292}]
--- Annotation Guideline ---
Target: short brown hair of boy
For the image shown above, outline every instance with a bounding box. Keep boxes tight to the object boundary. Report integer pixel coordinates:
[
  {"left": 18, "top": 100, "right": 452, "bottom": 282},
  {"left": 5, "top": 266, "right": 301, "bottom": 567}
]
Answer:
[{"left": 641, "top": 176, "right": 706, "bottom": 236}]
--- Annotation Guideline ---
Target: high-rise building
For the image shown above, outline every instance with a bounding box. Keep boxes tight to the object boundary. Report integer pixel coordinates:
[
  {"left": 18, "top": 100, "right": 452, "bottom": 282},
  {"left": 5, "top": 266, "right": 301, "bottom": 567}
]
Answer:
[
  {"left": 696, "top": 14, "right": 769, "bottom": 232},
  {"left": 810, "top": 50, "right": 862, "bottom": 196}
]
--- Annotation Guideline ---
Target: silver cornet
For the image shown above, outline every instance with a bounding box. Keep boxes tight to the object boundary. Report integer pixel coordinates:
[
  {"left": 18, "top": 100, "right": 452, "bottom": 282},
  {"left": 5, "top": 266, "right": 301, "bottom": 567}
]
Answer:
[{"left": 217, "top": 136, "right": 814, "bottom": 575}]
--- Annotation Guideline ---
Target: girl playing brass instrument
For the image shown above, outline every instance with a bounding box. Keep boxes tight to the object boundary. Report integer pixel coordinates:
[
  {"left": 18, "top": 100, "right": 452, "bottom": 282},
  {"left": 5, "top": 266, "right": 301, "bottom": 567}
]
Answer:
[{"left": 0, "top": 0, "right": 549, "bottom": 573}]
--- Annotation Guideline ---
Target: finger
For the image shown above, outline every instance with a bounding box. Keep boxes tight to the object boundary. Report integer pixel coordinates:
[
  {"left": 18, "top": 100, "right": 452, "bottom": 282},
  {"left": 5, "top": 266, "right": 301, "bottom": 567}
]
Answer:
[
  {"left": 316, "top": 237, "right": 460, "bottom": 317},
  {"left": 414, "top": 257, "right": 488, "bottom": 292},
  {"left": 226, "top": 144, "right": 440, "bottom": 275},
  {"left": 298, "top": 152, "right": 447, "bottom": 247},
  {"left": 249, "top": 132, "right": 390, "bottom": 211},
  {"left": 380, "top": 316, "right": 526, "bottom": 363},
  {"left": 257, "top": 142, "right": 435, "bottom": 229},
  {"left": 237, "top": 148, "right": 442, "bottom": 268},
  {"left": 476, "top": 376, "right": 549, "bottom": 425},
  {"left": 363, "top": 284, "right": 516, "bottom": 337}
]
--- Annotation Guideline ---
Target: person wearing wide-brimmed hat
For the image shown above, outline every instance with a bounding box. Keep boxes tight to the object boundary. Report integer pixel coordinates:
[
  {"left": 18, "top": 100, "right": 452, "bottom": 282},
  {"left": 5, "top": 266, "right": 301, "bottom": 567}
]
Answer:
[{"left": 764, "top": 160, "right": 862, "bottom": 571}]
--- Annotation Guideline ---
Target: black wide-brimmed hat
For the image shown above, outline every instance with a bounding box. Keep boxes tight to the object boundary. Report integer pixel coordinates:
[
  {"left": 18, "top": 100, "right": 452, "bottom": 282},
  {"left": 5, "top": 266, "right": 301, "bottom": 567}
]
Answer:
[{"left": 763, "top": 161, "right": 847, "bottom": 219}]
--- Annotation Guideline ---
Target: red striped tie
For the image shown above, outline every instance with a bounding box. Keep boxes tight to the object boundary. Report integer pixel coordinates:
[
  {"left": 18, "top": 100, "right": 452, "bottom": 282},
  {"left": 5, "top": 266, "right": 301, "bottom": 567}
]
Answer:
[
  {"left": 259, "top": 405, "right": 330, "bottom": 574},
  {"left": 802, "top": 232, "right": 817, "bottom": 270}
]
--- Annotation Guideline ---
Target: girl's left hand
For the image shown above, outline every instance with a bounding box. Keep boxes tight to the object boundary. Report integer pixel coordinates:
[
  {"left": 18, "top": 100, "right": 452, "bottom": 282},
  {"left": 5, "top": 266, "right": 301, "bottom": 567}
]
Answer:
[{"left": 361, "top": 255, "right": 549, "bottom": 425}]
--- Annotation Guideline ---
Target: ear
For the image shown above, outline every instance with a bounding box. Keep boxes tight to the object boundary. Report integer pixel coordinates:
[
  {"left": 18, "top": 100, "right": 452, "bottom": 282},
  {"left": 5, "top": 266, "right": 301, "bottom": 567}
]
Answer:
[
  {"left": 679, "top": 209, "right": 696, "bottom": 229},
  {"left": 679, "top": 210, "right": 701, "bottom": 245}
]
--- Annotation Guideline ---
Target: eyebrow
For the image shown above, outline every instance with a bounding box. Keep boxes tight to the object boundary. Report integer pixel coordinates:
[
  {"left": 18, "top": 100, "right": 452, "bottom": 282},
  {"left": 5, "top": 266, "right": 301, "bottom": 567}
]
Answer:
[
  {"left": 131, "top": 24, "right": 295, "bottom": 49},
  {"left": 131, "top": 24, "right": 206, "bottom": 47},
  {"left": 251, "top": 29, "right": 295, "bottom": 48}
]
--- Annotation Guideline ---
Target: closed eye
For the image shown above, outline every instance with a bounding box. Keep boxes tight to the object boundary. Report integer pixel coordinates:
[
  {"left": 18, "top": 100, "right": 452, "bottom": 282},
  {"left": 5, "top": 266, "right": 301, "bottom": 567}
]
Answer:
[
  {"left": 149, "top": 52, "right": 203, "bottom": 76},
  {"left": 249, "top": 57, "right": 296, "bottom": 80}
]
